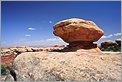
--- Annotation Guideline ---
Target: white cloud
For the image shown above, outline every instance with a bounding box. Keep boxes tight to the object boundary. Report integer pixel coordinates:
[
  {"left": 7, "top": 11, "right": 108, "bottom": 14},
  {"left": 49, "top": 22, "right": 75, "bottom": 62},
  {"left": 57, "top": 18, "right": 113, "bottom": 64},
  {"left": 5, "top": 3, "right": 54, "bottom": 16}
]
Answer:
[
  {"left": 101, "top": 34, "right": 113, "bottom": 39},
  {"left": 28, "top": 27, "right": 36, "bottom": 31},
  {"left": 114, "top": 33, "right": 121, "bottom": 36},
  {"left": 25, "top": 34, "right": 31, "bottom": 37},
  {"left": 101, "top": 32, "right": 121, "bottom": 39},
  {"left": 101, "top": 35, "right": 107, "bottom": 39},
  {"left": 108, "top": 34, "right": 113, "bottom": 37},
  {"left": 49, "top": 21, "right": 53, "bottom": 24}
]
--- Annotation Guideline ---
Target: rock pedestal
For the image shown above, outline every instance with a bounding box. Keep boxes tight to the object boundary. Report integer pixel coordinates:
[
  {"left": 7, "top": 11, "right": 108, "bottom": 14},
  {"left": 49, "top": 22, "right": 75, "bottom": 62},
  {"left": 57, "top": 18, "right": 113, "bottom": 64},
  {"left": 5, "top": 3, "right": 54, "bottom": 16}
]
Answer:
[
  {"left": 63, "top": 41, "right": 101, "bottom": 52},
  {"left": 53, "top": 18, "right": 104, "bottom": 52},
  {"left": 68, "top": 41, "right": 97, "bottom": 49}
]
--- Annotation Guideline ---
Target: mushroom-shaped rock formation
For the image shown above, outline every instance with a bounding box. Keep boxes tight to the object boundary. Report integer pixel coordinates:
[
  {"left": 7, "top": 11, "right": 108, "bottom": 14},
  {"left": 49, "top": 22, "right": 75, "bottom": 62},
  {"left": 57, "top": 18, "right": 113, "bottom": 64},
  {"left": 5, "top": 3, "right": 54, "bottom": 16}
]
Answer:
[{"left": 53, "top": 18, "right": 104, "bottom": 52}]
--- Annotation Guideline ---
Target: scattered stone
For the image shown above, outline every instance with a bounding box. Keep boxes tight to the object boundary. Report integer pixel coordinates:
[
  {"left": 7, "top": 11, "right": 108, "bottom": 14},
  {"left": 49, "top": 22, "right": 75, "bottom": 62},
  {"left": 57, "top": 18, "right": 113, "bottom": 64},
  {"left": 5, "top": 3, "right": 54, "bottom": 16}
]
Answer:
[
  {"left": 4, "top": 74, "right": 15, "bottom": 81},
  {"left": 26, "top": 46, "right": 33, "bottom": 52},
  {"left": 31, "top": 47, "right": 43, "bottom": 52},
  {"left": 0, "top": 75, "right": 14, "bottom": 81},
  {"left": 17, "top": 47, "right": 27, "bottom": 53},
  {"left": 1, "top": 48, "right": 11, "bottom": 53},
  {"left": 0, "top": 75, "right": 7, "bottom": 81},
  {"left": 1, "top": 48, "right": 13, "bottom": 56},
  {"left": 9, "top": 47, "right": 18, "bottom": 51}
]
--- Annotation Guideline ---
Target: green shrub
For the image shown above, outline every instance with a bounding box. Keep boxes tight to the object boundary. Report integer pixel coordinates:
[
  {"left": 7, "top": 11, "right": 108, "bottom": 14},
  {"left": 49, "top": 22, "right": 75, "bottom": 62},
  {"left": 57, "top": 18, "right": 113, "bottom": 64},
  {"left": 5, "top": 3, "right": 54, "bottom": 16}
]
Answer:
[
  {"left": 1, "top": 65, "right": 10, "bottom": 75},
  {"left": 100, "top": 45, "right": 121, "bottom": 52}
]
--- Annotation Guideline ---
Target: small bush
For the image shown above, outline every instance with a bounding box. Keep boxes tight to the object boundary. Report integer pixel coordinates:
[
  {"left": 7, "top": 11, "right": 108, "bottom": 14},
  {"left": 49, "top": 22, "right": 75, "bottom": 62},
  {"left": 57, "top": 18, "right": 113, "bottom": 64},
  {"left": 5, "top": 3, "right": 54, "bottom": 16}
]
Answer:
[
  {"left": 100, "top": 45, "right": 121, "bottom": 52},
  {"left": 1, "top": 65, "right": 10, "bottom": 75}
]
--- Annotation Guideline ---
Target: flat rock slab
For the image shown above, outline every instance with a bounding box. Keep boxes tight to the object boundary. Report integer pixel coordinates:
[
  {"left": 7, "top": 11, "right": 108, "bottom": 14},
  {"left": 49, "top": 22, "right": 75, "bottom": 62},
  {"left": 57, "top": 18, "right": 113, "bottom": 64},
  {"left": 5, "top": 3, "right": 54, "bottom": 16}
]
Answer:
[{"left": 13, "top": 52, "right": 121, "bottom": 81}]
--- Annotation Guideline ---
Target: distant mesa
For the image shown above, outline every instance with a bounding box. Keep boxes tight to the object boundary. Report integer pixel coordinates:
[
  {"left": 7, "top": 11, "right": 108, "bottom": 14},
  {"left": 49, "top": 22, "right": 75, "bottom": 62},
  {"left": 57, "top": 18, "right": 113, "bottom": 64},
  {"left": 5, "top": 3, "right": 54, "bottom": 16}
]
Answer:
[{"left": 53, "top": 18, "right": 104, "bottom": 52}]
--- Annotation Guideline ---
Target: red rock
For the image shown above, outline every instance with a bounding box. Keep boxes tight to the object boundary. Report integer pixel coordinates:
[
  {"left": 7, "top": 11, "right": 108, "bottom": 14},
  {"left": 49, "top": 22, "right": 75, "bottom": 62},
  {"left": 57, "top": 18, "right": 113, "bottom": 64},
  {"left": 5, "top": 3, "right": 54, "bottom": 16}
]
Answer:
[
  {"left": 1, "top": 54, "right": 15, "bottom": 67},
  {"left": 53, "top": 18, "right": 104, "bottom": 43}
]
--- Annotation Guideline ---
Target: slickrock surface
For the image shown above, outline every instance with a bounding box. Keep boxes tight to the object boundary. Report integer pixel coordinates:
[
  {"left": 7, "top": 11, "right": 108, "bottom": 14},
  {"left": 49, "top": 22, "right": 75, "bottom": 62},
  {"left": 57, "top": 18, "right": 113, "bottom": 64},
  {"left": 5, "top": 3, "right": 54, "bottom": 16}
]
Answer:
[
  {"left": 0, "top": 74, "right": 14, "bottom": 81},
  {"left": 13, "top": 52, "right": 121, "bottom": 81}
]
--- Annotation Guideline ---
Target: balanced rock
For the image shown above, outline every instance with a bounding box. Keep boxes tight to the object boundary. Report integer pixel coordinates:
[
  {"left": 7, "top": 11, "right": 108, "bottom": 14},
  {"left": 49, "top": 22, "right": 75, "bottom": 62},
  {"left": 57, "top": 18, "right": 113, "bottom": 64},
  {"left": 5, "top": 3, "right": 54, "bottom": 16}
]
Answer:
[
  {"left": 53, "top": 18, "right": 104, "bottom": 43},
  {"left": 53, "top": 18, "right": 104, "bottom": 52}
]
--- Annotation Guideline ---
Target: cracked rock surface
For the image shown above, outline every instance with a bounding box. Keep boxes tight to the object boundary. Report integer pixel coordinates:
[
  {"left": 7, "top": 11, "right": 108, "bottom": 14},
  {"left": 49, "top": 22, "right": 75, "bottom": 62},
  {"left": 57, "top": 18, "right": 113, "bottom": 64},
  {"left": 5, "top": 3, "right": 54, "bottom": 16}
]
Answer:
[{"left": 13, "top": 52, "right": 121, "bottom": 81}]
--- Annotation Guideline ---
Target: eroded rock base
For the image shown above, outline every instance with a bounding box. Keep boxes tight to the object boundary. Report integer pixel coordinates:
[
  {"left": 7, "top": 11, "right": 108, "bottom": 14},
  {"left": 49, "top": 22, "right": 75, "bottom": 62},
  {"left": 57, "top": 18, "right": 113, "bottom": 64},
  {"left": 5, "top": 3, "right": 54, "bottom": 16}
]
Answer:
[{"left": 62, "top": 41, "right": 101, "bottom": 52}]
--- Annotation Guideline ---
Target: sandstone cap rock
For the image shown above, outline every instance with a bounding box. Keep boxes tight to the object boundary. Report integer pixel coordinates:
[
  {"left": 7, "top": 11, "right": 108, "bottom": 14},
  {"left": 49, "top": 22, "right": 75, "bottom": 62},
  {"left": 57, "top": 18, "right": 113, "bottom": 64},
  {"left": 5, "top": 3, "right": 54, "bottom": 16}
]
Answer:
[{"left": 53, "top": 18, "right": 104, "bottom": 43}]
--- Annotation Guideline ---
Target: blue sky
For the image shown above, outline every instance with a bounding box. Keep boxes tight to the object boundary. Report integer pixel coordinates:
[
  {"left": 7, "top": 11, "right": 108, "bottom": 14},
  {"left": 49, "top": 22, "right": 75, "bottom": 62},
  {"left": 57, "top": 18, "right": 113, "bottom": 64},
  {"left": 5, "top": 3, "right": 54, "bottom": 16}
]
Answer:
[{"left": 1, "top": 1, "right": 121, "bottom": 47}]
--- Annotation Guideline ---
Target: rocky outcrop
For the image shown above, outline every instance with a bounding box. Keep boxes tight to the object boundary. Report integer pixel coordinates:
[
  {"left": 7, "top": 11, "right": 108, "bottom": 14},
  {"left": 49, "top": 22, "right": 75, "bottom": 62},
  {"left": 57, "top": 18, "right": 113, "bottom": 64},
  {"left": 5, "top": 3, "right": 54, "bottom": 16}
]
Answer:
[
  {"left": 53, "top": 18, "right": 104, "bottom": 52},
  {"left": 1, "top": 48, "right": 13, "bottom": 56},
  {"left": 115, "top": 39, "right": 121, "bottom": 46},
  {"left": 100, "top": 39, "right": 121, "bottom": 52},
  {"left": 1, "top": 54, "right": 15, "bottom": 67},
  {"left": 0, "top": 74, "right": 14, "bottom": 81},
  {"left": 101, "top": 40, "right": 117, "bottom": 48},
  {"left": 26, "top": 46, "right": 33, "bottom": 52},
  {"left": 53, "top": 18, "right": 104, "bottom": 43},
  {"left": 1, "top": 48, "right": 11, "bottom": 53},
  {"left": 1, "top": 65, "right": 17, "bottom": 81},
  {"left": 1, "top": 46, "right": 36, "bottom": 56},
  {"left": 13, "top": 52, "right": 121, "bottom": 81},
  {"left": 31, "top": 47, "right": 43, "bottom": 52}
]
